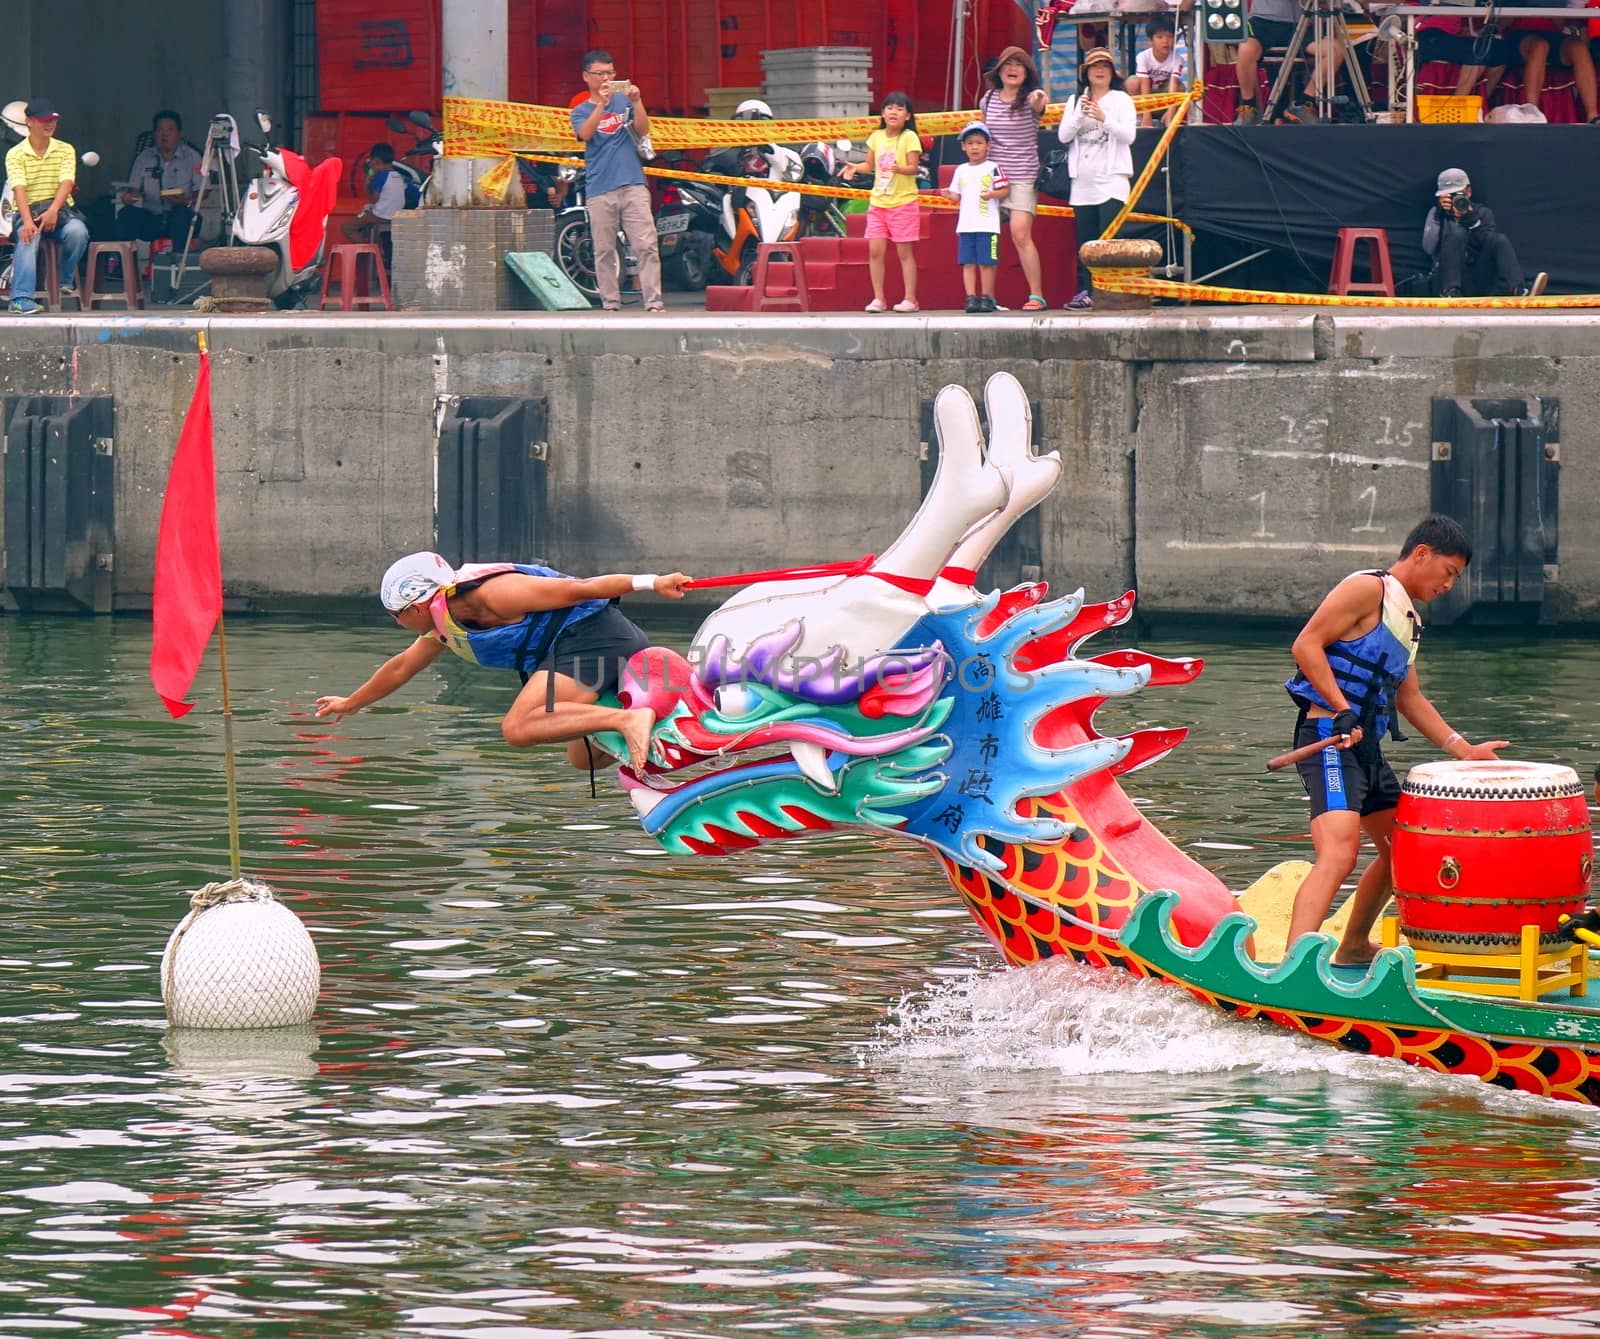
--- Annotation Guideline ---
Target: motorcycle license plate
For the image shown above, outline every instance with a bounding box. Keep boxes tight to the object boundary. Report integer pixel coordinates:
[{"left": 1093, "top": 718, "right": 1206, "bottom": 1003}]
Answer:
[{"left": 656, "top": 213, "right": 691, "bottom": 235}]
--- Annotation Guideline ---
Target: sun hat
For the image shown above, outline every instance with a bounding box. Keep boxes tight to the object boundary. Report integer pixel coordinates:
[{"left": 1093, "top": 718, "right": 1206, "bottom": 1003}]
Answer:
[
  {"left": 380, "top": 551, "right": 457, "bottom": 612},
  {"left": 1436, "top": 167, "right": 1470, "bottom": 193},
  {"left": 1081, "top": 47, "right": 1119, "bottom": 72},
  {"left": 992, "top": 45, "right": 1039, "bottom": 81},
  {"left": 960, "top": 121, "right": 992, "bottom": 140}
]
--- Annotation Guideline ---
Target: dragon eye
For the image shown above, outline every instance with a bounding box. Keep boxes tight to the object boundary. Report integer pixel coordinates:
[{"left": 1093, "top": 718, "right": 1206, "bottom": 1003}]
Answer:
[{"left": 715, "top": 684, "right": 760, "bottom": 718}]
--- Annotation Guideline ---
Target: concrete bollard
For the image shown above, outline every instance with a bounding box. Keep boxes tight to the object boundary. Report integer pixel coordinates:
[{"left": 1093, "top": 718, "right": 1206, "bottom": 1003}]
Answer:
[
  {"left": 1079, "top": 238, "right": 1163, "bottom": 311},
  {"left": 197, "top": 246, "right": 278, "bottom": 313}
]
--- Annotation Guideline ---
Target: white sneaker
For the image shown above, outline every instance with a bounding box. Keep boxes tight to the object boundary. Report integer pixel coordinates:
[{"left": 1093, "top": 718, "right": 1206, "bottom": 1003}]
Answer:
[
  {"left": 864, "top": 298, "right": 886, "bottom": 313},
  {"left": 892, "top": 299, "right": 919, "bottom": 312}
]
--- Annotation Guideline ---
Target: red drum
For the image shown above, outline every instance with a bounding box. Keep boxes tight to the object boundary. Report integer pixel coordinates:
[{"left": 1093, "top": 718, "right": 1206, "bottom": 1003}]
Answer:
[{"left": 1392, "top": 761, "right": 1594, "bottom": 954}]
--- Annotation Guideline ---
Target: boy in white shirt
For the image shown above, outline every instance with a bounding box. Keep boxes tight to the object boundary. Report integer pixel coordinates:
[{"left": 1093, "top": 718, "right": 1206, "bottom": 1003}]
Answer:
[
  {"left": 943, "top": 122, "right": 1010, "bottom": 313},
  {"left": 1127, "top": 17, "right": 1187, "bottom": 127}
]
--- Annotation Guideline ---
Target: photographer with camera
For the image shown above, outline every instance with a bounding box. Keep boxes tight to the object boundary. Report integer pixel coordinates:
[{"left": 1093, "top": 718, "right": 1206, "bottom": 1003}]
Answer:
[
  {"left": 571, "top": 50, "right": 664, "bottom": 313},
  {"left": 1421, "top": 168, "right": 1546, "bottom": 299}
]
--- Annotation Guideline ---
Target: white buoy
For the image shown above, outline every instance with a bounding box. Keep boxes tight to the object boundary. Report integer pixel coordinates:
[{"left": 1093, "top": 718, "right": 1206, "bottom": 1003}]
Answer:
[{"left": 161, "top": 879, "right": 320, "bottom": 1029}]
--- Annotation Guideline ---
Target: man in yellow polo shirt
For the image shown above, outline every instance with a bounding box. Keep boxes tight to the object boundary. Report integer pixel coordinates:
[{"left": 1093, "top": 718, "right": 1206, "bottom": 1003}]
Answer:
[{"left": 5, "top": 99, "right": 90, "bottom": 315}]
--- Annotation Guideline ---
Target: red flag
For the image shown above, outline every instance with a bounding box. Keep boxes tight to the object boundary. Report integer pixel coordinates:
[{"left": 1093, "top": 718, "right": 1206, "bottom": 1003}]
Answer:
[{"left": 150, "top": 348, "right": 221, "bottom": 719}]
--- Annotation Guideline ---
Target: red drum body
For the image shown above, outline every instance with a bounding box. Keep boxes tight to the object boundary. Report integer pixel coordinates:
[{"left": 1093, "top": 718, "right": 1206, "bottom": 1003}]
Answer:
[{"left": 1392, "top": 761, "right": 1594, "bottom": 954}]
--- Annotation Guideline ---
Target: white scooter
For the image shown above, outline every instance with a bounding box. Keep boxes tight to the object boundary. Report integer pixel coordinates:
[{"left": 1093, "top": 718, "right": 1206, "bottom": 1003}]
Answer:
[
  {"left": 723, "top": 101, "right": 804, "bottom": 253},
  {"left": 229, "top": 112, "right": 341, "bottom": 305},
  {"left": 193, "top": 110, "right": 341, "bottom": 306}
]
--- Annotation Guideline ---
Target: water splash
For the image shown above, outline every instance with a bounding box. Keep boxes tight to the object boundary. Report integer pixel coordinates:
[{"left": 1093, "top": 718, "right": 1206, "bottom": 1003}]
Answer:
[{"left": 864, "top": 960, "right": 1600, "bottom": 1114}]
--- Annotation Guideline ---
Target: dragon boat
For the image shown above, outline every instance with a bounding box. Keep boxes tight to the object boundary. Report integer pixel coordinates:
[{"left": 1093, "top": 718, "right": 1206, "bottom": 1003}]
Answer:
[{"left": 614, "top": 374, "right": 1600, "bottom": 1107}]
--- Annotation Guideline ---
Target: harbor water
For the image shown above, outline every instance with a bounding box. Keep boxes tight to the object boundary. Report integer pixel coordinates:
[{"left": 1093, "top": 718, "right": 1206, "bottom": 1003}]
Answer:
[{"left": 5, "top": 613, "right": 1600, "bottom": 1337}]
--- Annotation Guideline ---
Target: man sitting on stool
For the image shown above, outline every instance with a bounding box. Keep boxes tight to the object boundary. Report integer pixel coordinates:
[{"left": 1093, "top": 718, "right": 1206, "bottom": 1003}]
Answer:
[
  {"left": 341, "top": 143, "right": 415, "bottom": 268},
  {"left": 115, "top": 109, "right": 202, "bottom": 248},
  {"left": 1423, "top": 168, "right": 1546, "bottom": 299},
  {"left": 5, "top": 98, "right": 90, "bottom": 315}
]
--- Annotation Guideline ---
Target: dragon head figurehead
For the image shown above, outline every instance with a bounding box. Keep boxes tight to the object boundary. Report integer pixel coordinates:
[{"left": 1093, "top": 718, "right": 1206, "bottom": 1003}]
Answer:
[{"left": 613, "top": 374, "right": 1238, "bottom": 952}]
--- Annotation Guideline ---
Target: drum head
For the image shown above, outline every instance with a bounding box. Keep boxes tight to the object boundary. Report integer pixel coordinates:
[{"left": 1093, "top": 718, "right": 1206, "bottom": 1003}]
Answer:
[{"left": 1403, "top": 759, "right": 1582, "bottom": 798}]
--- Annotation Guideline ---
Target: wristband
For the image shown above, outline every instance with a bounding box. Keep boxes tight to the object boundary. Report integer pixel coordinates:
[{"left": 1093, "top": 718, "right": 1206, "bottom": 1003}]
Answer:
[
  {"left": 1443, "top": 731, "right": 1462, "bottom": 749},
  {"left": 631, "top": 573, "right": 659, "bottom": 592}
]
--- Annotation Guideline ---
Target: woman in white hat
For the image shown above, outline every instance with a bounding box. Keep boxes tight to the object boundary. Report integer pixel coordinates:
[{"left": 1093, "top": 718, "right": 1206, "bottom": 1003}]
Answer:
[
  {"left": 315, "top": 553, "right": 690, "bottom": 773},
  {"left": 1055, "top": 47, "right": 1137, "bottom": 311}
]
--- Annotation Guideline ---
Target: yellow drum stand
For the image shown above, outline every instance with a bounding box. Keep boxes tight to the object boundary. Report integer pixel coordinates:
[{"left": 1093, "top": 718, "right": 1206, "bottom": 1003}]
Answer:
[{"left": 1381, "top": 917, "right": 1590, "bottom": 1002}]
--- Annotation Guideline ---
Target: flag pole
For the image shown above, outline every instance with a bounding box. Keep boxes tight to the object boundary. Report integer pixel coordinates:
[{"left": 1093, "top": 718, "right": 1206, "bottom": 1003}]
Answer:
[{"left": 197, "top": 329, "right": 242, "bottom": 880}]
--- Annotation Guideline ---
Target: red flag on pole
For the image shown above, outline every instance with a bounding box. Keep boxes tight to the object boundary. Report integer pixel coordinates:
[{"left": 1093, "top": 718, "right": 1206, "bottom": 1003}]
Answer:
[{"left": 150, "top": 344, "right": 221, "bottom": 719}]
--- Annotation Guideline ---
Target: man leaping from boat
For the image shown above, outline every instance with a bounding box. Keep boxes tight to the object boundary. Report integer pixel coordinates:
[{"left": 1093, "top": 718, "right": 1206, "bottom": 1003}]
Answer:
[
  {"left": 1283, "top": 516, "right": 1507, "bottom": 964},
  {"left": 314, "top": 552, "right": 690, "bottom": 772}
]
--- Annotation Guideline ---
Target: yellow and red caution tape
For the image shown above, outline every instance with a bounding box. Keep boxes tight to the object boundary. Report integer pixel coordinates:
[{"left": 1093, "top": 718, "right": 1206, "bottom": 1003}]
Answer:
[
  {"left": 1087, "top": 266, "right": 1600, "bottom": 308},
  {"left": 441, "top": 91, "right": 1192, "bottom": 158},
  {"left": 512, "top": 151, "right": 1191, "bottom": 233}
]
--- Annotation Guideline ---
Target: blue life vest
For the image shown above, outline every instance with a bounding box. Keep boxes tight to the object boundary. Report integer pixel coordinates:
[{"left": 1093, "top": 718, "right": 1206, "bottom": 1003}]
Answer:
[
  {"left": 1285, "top": 570, "right": 1420, "bottom": 747},
  {"left": 429, "top": 562, "right": 607, "bottom": 674}
]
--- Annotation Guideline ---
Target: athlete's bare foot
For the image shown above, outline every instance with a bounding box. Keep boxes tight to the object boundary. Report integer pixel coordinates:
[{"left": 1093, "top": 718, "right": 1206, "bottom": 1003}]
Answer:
[
  {"left": 1330, "top": 939, "right": 1381, "bottom": 967},
  {"left": 618, "top": 708, "right": 656, "bottom": 772}
]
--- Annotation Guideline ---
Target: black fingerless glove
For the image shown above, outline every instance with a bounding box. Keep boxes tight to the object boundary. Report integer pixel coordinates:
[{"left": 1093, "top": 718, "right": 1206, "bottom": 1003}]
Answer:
[{"left": 1331, "top": 709, "right": 1360, "bottom": 739}]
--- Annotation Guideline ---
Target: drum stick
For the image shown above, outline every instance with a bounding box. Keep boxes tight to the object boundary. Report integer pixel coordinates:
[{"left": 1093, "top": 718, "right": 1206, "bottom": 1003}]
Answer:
[{"left": 1265, "top": 735, "right": 1352, "bottom": 773}]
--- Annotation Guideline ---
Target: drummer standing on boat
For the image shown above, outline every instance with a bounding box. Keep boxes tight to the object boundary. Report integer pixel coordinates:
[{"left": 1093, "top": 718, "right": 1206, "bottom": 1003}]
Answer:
[{"left": 1283, "top": 516, "right": 1508, "bottom": 963}]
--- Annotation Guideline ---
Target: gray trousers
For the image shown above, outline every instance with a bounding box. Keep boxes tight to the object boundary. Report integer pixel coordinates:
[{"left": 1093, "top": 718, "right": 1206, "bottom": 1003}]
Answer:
[{"left": 586, "top": 183, "right": 662, "bottom": 309}]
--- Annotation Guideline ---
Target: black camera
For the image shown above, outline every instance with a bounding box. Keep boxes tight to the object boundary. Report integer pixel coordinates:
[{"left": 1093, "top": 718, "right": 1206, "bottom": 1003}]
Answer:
[{"left": 1448, "top": 190, "right": 1472, "bottom": 214}]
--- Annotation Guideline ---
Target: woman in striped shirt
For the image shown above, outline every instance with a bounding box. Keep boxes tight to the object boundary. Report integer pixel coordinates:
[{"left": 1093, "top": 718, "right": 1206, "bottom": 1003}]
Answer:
[{"left": 978, "top": 45, "right": 1049, "bottom": 311}]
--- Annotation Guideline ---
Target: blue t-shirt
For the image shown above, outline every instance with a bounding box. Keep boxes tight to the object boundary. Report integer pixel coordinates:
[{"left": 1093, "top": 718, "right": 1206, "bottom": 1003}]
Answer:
[{"left": 571, "top": 93, "right": 645, "bottom": 197}]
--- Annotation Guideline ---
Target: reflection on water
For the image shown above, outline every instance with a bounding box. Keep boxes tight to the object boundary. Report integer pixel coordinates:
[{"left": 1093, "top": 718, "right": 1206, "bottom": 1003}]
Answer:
[{"left": 4, "top": 614, "right": 1600, "bottom": 1337}]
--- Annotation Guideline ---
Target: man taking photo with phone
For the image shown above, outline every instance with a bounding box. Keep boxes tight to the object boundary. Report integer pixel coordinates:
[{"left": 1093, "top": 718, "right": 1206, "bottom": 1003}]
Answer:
[
  {"left": 1422, "top": 167, "right": 1546, "bottom": 299},
  {"left": 571, "top": 51, "right": 665, "bottom": 313}
]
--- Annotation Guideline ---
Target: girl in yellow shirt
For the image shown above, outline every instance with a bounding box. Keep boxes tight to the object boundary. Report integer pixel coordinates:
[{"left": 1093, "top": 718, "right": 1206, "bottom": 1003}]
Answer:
[{"left": 842, "top": 93, "right": 923, "bottom": 312}]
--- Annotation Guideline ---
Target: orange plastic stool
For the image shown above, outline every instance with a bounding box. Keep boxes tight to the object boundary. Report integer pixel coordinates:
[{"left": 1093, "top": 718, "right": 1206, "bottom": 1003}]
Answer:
[
  {"left": 83, "top": 242, "right": 145, "bottom": 310},
  {"left": 1328, "top": 227, "right": 1394, "bottom": 297},
  {"left": 750, "top": 241, "right": 811, "bottom": 313},
  {"left": 317, "top": 243, "right": 393, "bottom": 311}
]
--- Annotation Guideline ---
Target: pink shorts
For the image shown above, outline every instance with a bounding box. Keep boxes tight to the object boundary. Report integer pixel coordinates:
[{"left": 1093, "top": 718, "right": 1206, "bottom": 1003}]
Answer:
[{"left": 865, "top": 203, "right": 921, "bottom": 243}]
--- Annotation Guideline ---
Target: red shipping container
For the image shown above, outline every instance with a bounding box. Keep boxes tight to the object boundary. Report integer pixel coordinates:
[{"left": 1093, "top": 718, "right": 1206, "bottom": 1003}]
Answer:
[
  {"left": 585, "top": 0, "right": 717, "bottom": 114},
  {"left": 317, "top": 0, "right": 442, "bottom": 111},
  {"left": 509, "top": 0, "right": 592, "bottom": 106}
]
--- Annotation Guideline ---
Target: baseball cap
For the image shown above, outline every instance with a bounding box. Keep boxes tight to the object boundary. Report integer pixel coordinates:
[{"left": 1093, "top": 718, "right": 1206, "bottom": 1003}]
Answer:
[
  {"left": 380, "top": 551, "right": 457, "bottom": 612},
  {"left": 1436, "top": 167, "right": 1470, "bottom": 193},
  {"left": 23, "top": 98, "right": 61, "bottom": 121},
  {"left": 960, "top": 121, "right": 991, "bottom": 140}
]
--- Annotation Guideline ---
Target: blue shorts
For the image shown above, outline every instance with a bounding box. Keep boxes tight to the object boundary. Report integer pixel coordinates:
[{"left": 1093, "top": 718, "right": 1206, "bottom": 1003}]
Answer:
[
  {"left": 1292, "top": 717, "right": 1401, "bottom": 820},
  {"left": 958, "top": 231, "right": 1000, "bottom": 266}
]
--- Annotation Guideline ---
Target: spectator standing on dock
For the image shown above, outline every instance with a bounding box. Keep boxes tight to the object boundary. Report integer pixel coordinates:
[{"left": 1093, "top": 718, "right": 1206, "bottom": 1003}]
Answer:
[
  {"left": 1056, "top": 49, "right": 1136, "bottom": 312},
  {"left": 841, "top": 92, "right": 923, "bottom": 313},
  {"left": 978, "top": 46, "right": 1050, "bottom": 311},
  {"left": 4, "top": 99, "right": 89, "bottom": 315},
  {"left": 944, "top": 122, "right": 1009, "bottom": 313},
  {"left": 571, "top": 50, "right": 665, "bottom": 313}
]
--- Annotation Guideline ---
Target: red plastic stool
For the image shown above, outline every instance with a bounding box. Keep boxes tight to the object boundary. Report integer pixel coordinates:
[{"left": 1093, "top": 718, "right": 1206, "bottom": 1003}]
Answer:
[
  {"left": 750, "top": 241, "right": 811, "bottom": 313},
  {"left": 84, "top": 242, "right": 145, "bottom": 310},
  {"left": 1328, "top": 227, "right": 1395, "bottom": 297},
  {"left": 318, "top": 243, "right": 393, "bottom": 311}
]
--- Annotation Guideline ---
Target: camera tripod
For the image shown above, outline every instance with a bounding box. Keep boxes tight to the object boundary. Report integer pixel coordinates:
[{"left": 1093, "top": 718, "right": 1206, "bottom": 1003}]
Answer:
[
  {"left": 1262, "top": 0, "right": 1374, "bottom": 124},
  {"left": 175, "top": 116, "right": 244, "bottom": 287}
]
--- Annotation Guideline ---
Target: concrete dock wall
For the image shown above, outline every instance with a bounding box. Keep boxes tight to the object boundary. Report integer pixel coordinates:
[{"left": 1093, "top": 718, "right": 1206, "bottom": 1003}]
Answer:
[{"left": 0, "top": 311, "right": 1595, "bottom": 623}]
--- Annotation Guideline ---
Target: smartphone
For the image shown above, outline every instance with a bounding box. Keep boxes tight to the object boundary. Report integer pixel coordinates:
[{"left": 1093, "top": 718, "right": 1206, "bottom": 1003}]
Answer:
[{"left": 607, "top": 79, "right": 628, "bottom": 97}]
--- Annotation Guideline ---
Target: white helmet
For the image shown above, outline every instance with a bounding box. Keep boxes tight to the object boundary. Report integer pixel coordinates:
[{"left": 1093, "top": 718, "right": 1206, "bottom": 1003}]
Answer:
[
  {"left": 733, "top": 99, "right": 774, "bottom": 120},
  {"left": 380, "top": 551, "right": 457, "bottom": 612}
]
